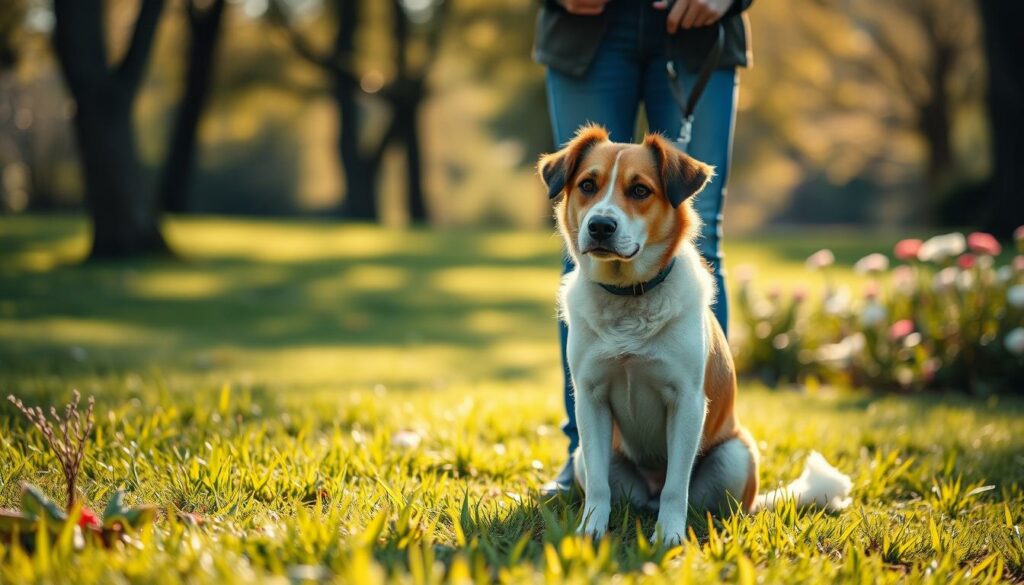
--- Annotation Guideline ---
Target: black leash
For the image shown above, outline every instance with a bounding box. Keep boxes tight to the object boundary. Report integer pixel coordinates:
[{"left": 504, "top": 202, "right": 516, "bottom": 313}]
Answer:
[{"left": 665, "top": 22, "right": 725, "bottom": 151}]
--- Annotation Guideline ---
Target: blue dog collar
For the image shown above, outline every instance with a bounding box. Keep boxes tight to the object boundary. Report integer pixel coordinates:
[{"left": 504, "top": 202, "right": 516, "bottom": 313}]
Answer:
[{"left": 598, "top": 258, "right": 677, "bottom": 296}]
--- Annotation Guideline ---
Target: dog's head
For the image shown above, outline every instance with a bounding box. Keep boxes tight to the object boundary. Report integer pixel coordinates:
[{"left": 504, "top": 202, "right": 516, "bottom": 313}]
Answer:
[{"left": 538, "top": 125, "right": 714, "bottom": 285}]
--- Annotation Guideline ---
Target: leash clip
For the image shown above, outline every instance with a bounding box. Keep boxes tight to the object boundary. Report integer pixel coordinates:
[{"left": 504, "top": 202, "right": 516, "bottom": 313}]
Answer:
[{"left": 677, "top": 115, "right": 693, "bottom": 150}]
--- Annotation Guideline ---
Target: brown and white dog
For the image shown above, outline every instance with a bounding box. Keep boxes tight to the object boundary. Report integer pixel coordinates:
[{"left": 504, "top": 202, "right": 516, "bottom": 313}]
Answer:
[{"left": 539, "top": 125, "right": 851, "bottom": 544}]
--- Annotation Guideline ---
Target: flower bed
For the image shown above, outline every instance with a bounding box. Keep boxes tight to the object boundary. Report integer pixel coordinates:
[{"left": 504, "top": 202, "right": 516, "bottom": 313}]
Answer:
[{"left": 734, "top": 229, "right": 1024, "bottom": 394}]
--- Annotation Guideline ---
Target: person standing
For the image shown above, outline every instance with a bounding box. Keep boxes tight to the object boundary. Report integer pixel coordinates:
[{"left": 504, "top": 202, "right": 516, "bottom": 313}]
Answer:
[{"left": 534, "top": 0, "right": 754, "bottom": 495}]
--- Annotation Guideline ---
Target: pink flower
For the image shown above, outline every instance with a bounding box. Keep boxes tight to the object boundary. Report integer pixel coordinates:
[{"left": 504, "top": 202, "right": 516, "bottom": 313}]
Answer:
[
  {"left": 889, "top": 319, "right": 914, "bottom": 341},
  {"left": 806, "top": 249, "right": 835, "bottom": 270},
  {"left": 894, "top": 239, "right": 923, "bottom": 261},
  {"left": 1014, "top": 256, "right": 1024, "bottom": 272},
  {"left": 957, "top": 254, "right": 976, "bottom": 270},
  {"left": 1014, "top": 225, "right": 1024, "bottom": 242},
  {"left": 793, "top": 287, "right": 808, "bottom": 303},
  {"left": 854, "top": 253, "right": 889, "bottom": 275},
  {"left": 967, "top": 232, "right": 1001, "bottom": 256}
]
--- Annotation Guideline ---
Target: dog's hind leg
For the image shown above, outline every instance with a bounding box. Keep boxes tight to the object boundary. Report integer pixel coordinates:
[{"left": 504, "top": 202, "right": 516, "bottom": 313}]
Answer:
[
  {"left": 574, "top": 448, "right": 655, "bottom": 510},
  {"left": 688, "top": 431, "right": 759, "bottom": 515}
]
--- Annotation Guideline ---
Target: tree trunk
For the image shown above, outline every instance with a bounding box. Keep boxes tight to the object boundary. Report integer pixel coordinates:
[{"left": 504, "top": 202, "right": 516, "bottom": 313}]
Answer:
[
  {"left": 52, "top": 0, "right": 168, "bottom": 259},
  {"left": 918, "top": 42, "right": 955, "bottom": 225},
  {"left": 334, "top": 81, "right": 379, "bottom": 220},
  {"left": 74, "top": 99, "right": 167, "bottom": 258},
  {"left": 402, "top": 92, "right": 428, "bottom": 223},
  {"left": 159, "top": 0, "right": 226, "bottom": 213},
  {"left": 331, "top": 0, "right": 378, "bottom": 220},
  {"left": 390, "top": 1, "right": 432, "bottom": 223},
  {"left": 404, "top": 126, "right": 427, "bottom": 222},
  {"left": 979, "top": 0, "right": 1024, "bottom": 238}
]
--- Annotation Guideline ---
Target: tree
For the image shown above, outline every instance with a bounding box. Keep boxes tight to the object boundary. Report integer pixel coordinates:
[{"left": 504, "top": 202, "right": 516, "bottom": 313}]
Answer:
[
  {"left": 846, "top": 0, "right": 981, "bottom": 222},
  {"left": 270, "top": 0, "right": 448, "bottom": 222},
  {"left": 160, "top": 0, "right": 227, "bottom": 213},
  {"left": 52, "top": 0, "right": 168, "bottom": 259},
  {"left": 977, "top": 0, "right": 1023, "bottom": 239}
]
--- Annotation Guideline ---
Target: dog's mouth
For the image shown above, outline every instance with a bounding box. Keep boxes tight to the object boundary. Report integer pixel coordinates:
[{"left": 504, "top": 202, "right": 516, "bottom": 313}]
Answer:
[{"left": 583, "top": 245, "right": 640, "bottom": 260}]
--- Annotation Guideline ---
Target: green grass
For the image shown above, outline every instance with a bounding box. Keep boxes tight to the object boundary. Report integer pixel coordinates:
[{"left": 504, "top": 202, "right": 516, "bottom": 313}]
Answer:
[{"left": 1, "top": 215, "right": 1022, "bottom": 583}]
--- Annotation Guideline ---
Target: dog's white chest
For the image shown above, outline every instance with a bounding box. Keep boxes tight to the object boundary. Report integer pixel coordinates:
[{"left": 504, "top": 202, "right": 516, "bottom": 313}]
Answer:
[{"left": 607, "top": 360, "right": 674, "bottom": 468}]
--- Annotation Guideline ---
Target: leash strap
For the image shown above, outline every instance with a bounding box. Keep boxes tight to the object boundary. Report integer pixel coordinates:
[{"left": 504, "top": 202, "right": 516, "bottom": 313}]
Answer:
[{"left": 665, "top": 22, "right": 725, "bottom": 151}]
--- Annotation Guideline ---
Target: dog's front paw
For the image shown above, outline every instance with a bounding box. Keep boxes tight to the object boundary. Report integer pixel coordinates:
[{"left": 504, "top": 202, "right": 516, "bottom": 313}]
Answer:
[
  {"left": 577, "top": 504, "right": 610, "bottom": 540},
  {"left": 654, "top": 511, "right": 687, "bottom": 547},
  {"left": 651, "top": 525, "right": 687, "bottom": 547}
]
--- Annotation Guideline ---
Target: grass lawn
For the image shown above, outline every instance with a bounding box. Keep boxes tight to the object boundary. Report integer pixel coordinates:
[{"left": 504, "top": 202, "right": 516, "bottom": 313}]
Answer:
[{"left": 1, "top": 215, "right": 1022, "bottom": 583}]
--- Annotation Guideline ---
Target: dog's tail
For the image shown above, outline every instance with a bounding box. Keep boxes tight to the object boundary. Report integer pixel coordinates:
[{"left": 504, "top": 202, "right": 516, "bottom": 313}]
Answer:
[{"left": 752, "top": 451, "right": 853, "bottom": 513}]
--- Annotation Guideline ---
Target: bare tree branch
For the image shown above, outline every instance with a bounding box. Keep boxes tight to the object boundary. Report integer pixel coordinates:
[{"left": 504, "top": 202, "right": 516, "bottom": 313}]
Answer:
[
  {"left": 267, "top": 0, "right": 356, "bottom": 80},
  {"left": 114, "top": 0, "right": 166, "bottom": 91}
]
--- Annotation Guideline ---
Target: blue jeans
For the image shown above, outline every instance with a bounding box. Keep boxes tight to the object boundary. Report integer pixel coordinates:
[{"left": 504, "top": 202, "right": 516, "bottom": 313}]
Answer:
[{"left": 545, "top": 0, "right": 738, "bottom": 455}]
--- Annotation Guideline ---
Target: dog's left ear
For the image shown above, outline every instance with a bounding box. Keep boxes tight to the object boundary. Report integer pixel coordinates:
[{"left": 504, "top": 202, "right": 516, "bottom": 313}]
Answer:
[{"left": 644, "top": 134, "right": 715, "bottom": 208}]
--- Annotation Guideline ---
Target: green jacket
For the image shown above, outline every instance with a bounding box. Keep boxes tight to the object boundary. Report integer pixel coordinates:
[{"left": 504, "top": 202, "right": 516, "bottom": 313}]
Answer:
[{"left": 533, "top": 0, "right": 753, "bottom": 77}]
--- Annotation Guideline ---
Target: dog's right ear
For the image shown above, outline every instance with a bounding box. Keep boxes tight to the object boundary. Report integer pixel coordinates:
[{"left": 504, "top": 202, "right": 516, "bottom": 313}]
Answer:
[{"left": 538, "top": 125, "right": 608, "bottom": 202}]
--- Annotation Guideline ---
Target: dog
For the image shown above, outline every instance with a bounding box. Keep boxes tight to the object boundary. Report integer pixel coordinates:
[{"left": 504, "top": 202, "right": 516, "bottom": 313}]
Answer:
[{"left": 538, "top": 125, "right": 852, "bottom": 544}]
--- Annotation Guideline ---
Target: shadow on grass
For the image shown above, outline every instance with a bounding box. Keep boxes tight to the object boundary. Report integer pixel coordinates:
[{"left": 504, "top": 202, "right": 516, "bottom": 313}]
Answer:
[{"left": 0, "top": 216, "right": 567, "bottom": 380}]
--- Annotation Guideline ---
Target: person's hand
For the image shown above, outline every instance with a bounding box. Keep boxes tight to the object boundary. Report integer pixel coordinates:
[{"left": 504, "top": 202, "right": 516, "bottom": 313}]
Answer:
[
  {"left": 653, "top": 0, "right": 735, "bottom": 33},
  {"left": 558, "top": 0, "right": 611, "bottom": 16}
]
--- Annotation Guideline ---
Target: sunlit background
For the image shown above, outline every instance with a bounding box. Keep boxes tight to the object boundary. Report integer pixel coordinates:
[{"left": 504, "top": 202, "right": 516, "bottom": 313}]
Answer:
[{"left": 0, "top": 0, "right": 1012, "bottom": 233}]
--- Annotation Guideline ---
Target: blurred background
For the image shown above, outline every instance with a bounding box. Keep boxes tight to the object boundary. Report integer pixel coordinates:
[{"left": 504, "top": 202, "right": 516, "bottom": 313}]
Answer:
[
  {"left": 1, "top": 0, "right": 1021, "bottom": 397},
  {"left": 0, "top": 0, "right": 1019, "bottom": 243}
]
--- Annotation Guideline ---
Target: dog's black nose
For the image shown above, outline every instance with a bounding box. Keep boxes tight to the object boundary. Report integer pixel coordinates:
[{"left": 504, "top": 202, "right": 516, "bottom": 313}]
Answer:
[{"left": 588, "top": 216, "right": 617, "bottom": 242}]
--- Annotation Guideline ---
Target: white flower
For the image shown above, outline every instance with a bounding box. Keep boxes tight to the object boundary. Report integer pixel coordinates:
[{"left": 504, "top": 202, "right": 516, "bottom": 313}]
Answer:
[
  {"left": 918, "top": 233, "right": 966, "bottom": 263},
  {"left": 815, "top": 334, "right": 865, "bottom": 367},
  {"left": 903, "top": 332, "right": 922, "bottom": 349},
  {"left": 860, "top": 302, "right": 887, "bottom": 328},
  {"left": 824, "top": 286, "right": 851, "bottom": 316},
  {"left": 997, "top": 266, "right": 1014, "bottom": 284},
  {"left": 806, "top": 249, "right": 835, "bottom": 270},
  {"left": 1008, "top": 285, "right": 1024, "bottom": 309},
  {"left": 891, "top": 265, "right": 915, "bottom": 295},
  {"left": 752, "top": 300, "right": 774, "bottom": 321},
  {"left": 854, "top": 253, "right": 889, "bottom": 275},
  {"left": 391, "top": 430, "right": 422, "bottom": 450},
  {"left": 933, "top": 267, "right": 958, "bottom": 292},
  {"left": 956, "top": 269, "right": 974, "bottom": 292},
  {"left": 1005, "top": 327, "right": 1024, "bottom": 356}
]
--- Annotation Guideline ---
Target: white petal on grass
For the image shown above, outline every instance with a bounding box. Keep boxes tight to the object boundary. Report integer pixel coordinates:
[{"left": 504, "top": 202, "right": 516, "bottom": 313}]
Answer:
[{"left": 391, "top": 430, "right": 422, "bottom": 450}]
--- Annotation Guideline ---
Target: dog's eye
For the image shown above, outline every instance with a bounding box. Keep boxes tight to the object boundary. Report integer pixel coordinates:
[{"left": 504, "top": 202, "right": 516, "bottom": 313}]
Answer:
[
  {"left": 578, "top": 179, "right": 598, "bottom": 194},
  {"left": 629, "top": 184, "right": 651, "bottom": 199}
]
